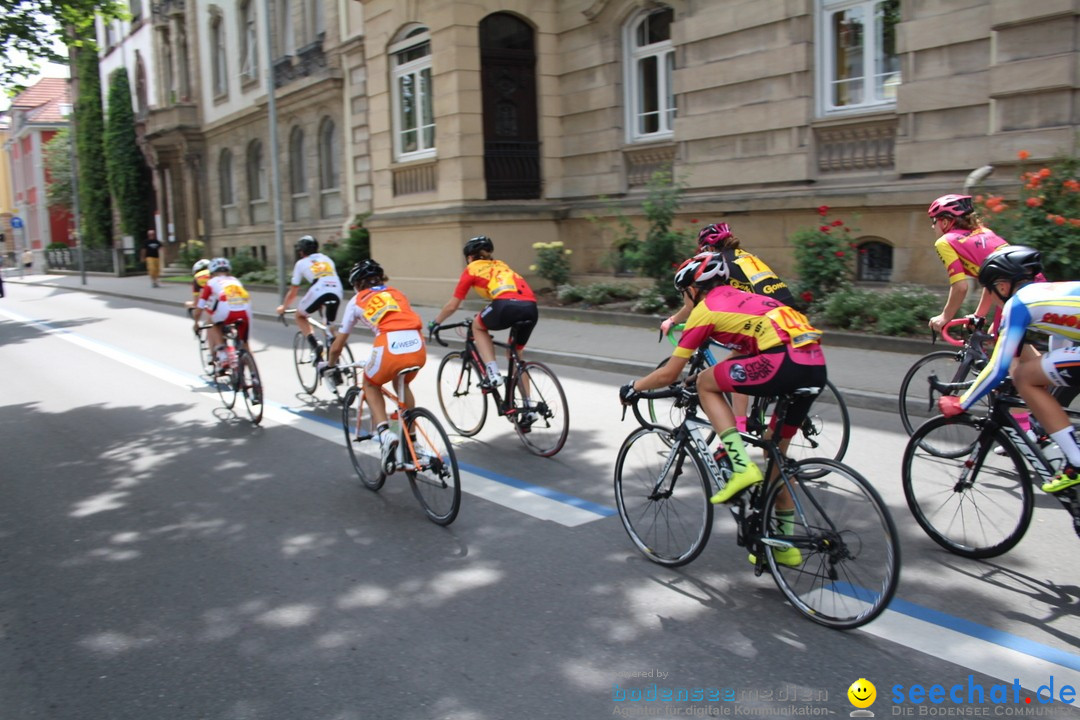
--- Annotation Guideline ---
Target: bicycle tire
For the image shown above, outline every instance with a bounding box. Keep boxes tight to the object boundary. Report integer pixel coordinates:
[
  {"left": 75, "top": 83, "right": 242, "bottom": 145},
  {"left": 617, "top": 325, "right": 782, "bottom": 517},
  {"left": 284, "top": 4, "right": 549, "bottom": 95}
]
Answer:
[
  {"left": 197, "top": 331, "right": 214, "bottom": 375},
  {"left": 333, "top": 343, "right": 356, "bottom": 400},
  {"left": 646, "top": 357, "right": 692, "bottom": 428},
  {"left": 614, "top": 427, "right": 714, "bottom": 567},
  {"left": 342, "top": 386, "right": 385, "bottom": 491},
  {"left": 898, "top": 350, "right": 966, "bottom": 436},
  {"left": 512, "top": 361, "right": 569, "bottom": 457},
  {"left": 902, "top": 414, "right": 1034, "bottom": 558},
  {"left": 763, "top": 458, "right": 900, "bottom": 629},
  {"left": 292, "top": 331, "right": 319, "bottom": 394},
  {"left": 436, "top": 350, "right": 488, "bottom": 436},
  {"left": 215, "top": 363, "right": 238, "bottom": 410},
  {"left": 405, "top": 407, "right": 461, "bottom": 525},
  {"left": 238, "top": 352, "right": 263, "bottom": 425}
]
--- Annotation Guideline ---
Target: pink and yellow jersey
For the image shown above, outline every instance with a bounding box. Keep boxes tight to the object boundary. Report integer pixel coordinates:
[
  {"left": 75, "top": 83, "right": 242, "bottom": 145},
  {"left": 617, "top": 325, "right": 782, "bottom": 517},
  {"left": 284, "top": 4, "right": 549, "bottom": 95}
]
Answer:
[
  {"left": 453, "top": 259, "right": 536, "bottom": 303},
  {"left": 674, "top": 285, "right": 822, "bottom": 359},
  {"left": 198, "top": 275, "right": 251, "bottom": 313},
  {"left": 934, "top": 227, "right": 1009, "bottom": 285},
  {"left": 340, "top": 285, "right": 422, "bottom": 335}
]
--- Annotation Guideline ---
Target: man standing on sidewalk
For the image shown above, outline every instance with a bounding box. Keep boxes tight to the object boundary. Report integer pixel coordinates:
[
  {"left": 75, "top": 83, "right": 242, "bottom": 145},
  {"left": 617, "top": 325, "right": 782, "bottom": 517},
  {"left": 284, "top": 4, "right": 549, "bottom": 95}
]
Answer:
[{"left": 141, "top": 229, "right": 163, "bottom": 288}]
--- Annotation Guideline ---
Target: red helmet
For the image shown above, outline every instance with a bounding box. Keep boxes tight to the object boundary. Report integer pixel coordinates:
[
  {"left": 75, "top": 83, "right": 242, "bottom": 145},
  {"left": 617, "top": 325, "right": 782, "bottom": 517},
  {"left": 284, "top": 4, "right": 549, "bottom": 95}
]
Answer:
[
  {"left": 697, "top": 223, "right": 733, "bottom": 248},
  {"left": 928, "top": 194, "right": 974, "bottom": 219}
]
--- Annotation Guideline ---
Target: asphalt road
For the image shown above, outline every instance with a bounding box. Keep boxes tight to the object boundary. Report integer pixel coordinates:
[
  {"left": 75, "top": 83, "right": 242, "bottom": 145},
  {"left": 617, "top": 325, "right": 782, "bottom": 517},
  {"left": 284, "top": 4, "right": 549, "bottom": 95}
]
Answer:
[{"left": 1, "top": 285, "right": 1079, "bottom": 720}]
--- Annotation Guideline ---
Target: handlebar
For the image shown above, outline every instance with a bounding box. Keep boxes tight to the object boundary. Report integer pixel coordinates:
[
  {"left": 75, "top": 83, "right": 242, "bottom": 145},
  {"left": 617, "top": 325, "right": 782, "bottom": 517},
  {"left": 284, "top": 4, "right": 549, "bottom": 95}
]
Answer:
[
  {"left": 623, "top": 381, "right": 698, "bottom": 426},
  {"left": 429, "top": 319, "right": 472, "bottom": 348},
  {"left": 278, "top": 308, "right": 297, "bottom": 326},
  {"left": 926, "top": 373, "right": 972, "bottom": 396},
  {"left": 939, "top": 316, "right": 991, "bottom": 348},
  {"left": 661, "top": 323, "right": 686, "bottom": 346}
]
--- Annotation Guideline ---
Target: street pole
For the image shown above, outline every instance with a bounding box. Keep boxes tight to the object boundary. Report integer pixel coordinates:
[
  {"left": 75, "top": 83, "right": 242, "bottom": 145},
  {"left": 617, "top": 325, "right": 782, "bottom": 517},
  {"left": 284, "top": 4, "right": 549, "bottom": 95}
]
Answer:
[{"left": 260, "top": 0, "right": 286, "bottom": 298}]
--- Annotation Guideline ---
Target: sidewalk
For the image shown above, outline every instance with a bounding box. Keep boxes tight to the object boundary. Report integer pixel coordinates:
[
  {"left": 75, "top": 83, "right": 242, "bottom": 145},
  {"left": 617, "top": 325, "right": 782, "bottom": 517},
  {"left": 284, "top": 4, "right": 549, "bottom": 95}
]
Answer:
[{"left": 3, "top": 271, "right": 936, "bottom": 413}]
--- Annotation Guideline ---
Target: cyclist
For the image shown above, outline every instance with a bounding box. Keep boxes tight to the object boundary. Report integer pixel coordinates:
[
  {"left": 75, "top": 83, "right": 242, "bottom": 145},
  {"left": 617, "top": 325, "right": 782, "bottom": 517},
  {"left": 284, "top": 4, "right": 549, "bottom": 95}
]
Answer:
[
  {"left": 326, "top": 259, "right": 426, "bottom": 466},
  {"left": 275, "top": 235, "right": 343, "bottom": 362},
  {"left": 938, "top": 246, "right": 1080, "bottom": 493},
  {"left": 185, "top": 258, "right": 211, "bottom": 312},
  {"left": 661, "top": 222, "right": 797, "bottom": 433},
  {"left": 927, "top": 194, "right": 1011, "bottom": 334},
  {"left": 620, "top": 252, "right": 827, "bottom": 527},
  {"left": 429, "top": 235, "right": 538, "bottom": 388},
  {"left": 192, "top": 257, "right": 253, "bottom": 370}
]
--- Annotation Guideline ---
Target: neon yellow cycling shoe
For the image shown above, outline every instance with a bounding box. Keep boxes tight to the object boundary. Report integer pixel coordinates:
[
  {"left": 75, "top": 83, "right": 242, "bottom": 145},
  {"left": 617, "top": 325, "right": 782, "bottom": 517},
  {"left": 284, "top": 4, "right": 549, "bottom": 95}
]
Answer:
[
  {"left": 709, "top": 464, "right": 763, "bottom": 504},
  {"left": 1042, "top": 465, "right": 1079, "bottom": 494},
  {"left": 749, "top": 547, "right": 803, "bottom": 567}
]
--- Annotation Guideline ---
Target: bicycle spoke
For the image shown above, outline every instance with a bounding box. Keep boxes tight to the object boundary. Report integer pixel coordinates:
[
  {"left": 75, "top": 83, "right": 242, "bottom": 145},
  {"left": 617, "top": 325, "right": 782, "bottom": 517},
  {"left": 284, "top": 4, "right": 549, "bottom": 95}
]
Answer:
[
  {"left": 405, "top": 408, "right": 461, "bottom": 525},
  {"left": 342, "top": 387, "right": 385, "bottom": 491},
  {"left": 513, "top": 361, "right": 569, "bottom": 457}
]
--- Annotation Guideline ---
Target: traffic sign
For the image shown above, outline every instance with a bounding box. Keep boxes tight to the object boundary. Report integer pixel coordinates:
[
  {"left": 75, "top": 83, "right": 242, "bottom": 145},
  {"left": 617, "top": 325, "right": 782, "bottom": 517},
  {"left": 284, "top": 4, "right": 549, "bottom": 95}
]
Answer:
[{"left": 11, "top": 217, "right": 23, "bottom": 229}]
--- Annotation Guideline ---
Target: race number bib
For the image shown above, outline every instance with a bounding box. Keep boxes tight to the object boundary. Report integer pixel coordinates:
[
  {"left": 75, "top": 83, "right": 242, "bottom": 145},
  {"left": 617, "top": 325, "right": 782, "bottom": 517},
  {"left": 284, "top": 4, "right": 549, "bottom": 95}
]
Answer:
[
  {"left": 310, "top": 260, "right": 335, "bottom": 279},
  {"left": 223, "top": 284, "right": 250, "bottom": 307},
  {"left": 766, "top": 306, "right": 822, "bottom": 348},
  {"left": 362, "top": 291, "right": 401, "bottom": 325},
  {"left": 487, "top": 268, "right": 518, "bottom": 298}
]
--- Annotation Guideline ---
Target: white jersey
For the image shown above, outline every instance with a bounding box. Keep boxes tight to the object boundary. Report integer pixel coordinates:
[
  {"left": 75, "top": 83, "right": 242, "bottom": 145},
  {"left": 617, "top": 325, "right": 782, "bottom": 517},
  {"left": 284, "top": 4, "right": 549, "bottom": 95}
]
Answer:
[{"left": 290, "top": 253, "right": 343, "bottom": 299}]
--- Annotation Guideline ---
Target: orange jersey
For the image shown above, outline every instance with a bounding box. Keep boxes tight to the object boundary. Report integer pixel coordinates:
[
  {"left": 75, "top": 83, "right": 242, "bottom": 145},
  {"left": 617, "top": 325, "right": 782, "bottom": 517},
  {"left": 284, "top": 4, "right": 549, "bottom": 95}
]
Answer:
[
  {"left": 453, "top": 259, "right": 536, "bottom": 302},
  {"left": 341, "top": 285, "right": 422, "bottom": 335}
]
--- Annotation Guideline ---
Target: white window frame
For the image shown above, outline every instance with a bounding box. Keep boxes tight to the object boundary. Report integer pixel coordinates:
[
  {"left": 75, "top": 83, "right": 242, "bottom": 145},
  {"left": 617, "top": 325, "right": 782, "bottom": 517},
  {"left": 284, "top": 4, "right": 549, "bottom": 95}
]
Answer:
[
  {"left": 623, "top": 7, "right": 675, "bottom": 144},
  {"left": 816, "top": 0, "right": 900, "bottom": 116},
  {"left": 276, "top": 0, "right": 294, "bottom": 57},
  {"left": 211, "top": 14, "right": 228, "bottom": 97},
  {"left": 318, "top": 117, "right": 342, "bottom": 217},
  {"left": 390, "top": 26, "right": 436, "bottom": 162}
]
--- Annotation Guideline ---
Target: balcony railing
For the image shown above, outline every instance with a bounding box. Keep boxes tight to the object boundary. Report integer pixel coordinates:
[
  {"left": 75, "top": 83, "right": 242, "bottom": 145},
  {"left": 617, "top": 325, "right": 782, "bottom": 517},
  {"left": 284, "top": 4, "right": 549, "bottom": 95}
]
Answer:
[{"left": 813, "top": 117, "right": 898, "bottom": 174}]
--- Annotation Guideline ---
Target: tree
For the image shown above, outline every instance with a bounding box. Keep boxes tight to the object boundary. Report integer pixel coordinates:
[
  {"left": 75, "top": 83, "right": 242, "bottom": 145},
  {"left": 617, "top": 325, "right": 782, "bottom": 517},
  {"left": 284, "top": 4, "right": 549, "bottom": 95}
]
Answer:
[
  {"left": 0, "top": 1, "right": 121, "bottom": 92},
  {"left": 74, "top": 45, "right": 112, "bottom": 247},
  {"left": 105, "top": 66, "right": 150, "bottom": 242},
  {"left": 43, "top": 127, "right": 72, "bottom": 210}
]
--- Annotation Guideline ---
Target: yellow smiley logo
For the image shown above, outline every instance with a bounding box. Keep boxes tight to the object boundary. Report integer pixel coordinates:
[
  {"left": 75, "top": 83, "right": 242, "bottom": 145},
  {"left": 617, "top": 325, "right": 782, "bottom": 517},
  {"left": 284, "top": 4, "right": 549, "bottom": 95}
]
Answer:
[{"left": 848, "top": 678, "right": 876, "bottom": 709}]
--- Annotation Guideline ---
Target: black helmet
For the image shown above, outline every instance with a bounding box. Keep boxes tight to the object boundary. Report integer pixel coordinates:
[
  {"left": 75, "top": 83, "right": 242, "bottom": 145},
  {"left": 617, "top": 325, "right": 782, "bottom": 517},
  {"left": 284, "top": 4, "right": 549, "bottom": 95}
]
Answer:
[
  {"left": 349, "top": 259, "right": 384, "bottom": 287},
  {"left": 977, "top": 245, "right": 1042, "bottom": 289},
  {"left": 296, "top": 235, "right": 318, "bottom": 255},
  {"left": 463, "top": 236, "right": 494, "bottom": 258}
]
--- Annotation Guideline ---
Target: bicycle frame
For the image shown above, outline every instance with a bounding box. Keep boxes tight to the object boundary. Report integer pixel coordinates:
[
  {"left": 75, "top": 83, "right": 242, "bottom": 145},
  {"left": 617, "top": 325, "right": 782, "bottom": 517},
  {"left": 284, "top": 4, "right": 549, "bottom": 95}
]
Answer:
[{"left": 440, "top": 320, "right": 526, "bottom": 419}]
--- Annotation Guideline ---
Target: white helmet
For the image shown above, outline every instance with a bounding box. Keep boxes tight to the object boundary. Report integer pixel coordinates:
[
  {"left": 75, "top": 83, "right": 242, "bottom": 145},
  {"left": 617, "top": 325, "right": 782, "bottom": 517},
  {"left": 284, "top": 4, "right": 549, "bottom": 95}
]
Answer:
[
  {"left": 209, "top": 257, "right": 231, "bottom": 274},
  {"left": 192, "top": 259, "right": 211, "bottom": 274}
]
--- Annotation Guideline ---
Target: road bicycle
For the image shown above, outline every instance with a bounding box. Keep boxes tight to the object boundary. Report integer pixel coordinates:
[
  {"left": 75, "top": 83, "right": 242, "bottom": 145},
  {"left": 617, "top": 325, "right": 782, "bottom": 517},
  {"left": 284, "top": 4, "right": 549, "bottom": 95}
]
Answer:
[
  {"left": 280, "top": 308, "right": 355, "bottom": 399},
  {"left": 339, "top": 361, "right": 461, "bottom": 525},
  {"left": 199, "top": 321, "right": 263, "bottom": 425},
  {"left": 431, "top": 319, "right": 569, "bottom": 457},
  {"left": 650, "top": 324, "right": 850, "bottom": 464},
  {"left": 615, "top": 381, "right": 899, "bottom": 629},
  {"left": 898, "top": 317, "right": 994, "bottom": 436},
  {"left": 194, "top": 322, "right": 215, "bottom": 376},
  {"left": 901, "top": 375, "right": 1080, "bottom": 558}
]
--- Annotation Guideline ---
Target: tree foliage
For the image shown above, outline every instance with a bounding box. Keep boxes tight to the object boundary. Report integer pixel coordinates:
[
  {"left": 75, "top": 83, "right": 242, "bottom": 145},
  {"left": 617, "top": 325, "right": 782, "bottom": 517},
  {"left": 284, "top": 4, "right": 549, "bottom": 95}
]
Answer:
[
  {"left": 74, "top": 45, "right": 112, "bottom": 247},
  {"left": 105, "top": 66, "right": 150, "bottom": 240},
  {"left": 43, "top": 127, "right": 72, "bottom": 209}
]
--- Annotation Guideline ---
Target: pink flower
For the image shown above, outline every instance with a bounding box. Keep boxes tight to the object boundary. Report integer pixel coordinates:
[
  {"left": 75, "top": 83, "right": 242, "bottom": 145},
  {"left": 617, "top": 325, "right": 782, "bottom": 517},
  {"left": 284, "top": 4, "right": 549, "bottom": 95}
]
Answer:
[
  {"left": 831, "top": 219, "right": 843, "bottom": 227},
  {"left": 817, "top": 205, "right": 829, "bottom": 216}
]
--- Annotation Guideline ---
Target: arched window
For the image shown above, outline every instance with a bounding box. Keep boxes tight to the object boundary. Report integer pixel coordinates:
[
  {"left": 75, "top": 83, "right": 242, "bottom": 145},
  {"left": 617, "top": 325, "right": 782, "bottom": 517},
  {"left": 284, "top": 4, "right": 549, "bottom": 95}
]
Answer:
[
  {"left": 857, "top": 239, "right": 893, "bottom": 282},
  {"left": 219, "top": 149, "right": 236, "bottom": 227},
  {"left": 390, "top": 25, "right": 435, "bottom": 160},
  {"left": 240, "top": 0, "right": 259, "bottom": 81},
  {"left": 289, "top": 126, "right": 309, "bottom": 220},
  {"left": 318, "top": 117, "right": 341, "bottom": 217},
  {"left": 247, "top": 140, "right": 269, "bottom": 223},
  {"left": 624, "top": 6, "right": 675, "bottom": 142},
  {"left": 211, "top": 14, "right": 227, "bottom": 97}
]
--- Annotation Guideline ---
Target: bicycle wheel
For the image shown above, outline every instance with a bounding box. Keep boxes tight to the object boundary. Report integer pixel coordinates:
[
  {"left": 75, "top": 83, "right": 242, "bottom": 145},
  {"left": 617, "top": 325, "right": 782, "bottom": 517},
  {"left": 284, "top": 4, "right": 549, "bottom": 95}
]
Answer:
[
  {"left": 902, "top": 415, "right": 1033, "bottom": 558},
  {"left": 342, "top": 386, "right": 384, "bottom": 491},
  {"left": 196, "top": 331, "right": 214, "bottom": 375},
  {"left": 781, "top": 380, "right": 850, "bottom": 463},
  {"left": 512, "top": 361, "right": 569, "bottom": 457},
  {"left": 215, "top": 363, "right": 238, "bottom": 410},
  {"left": 646, "top": 357, "right": 690, "bottom": 428},
  {"left": 899, "top": 350, "right": 963, "bottom": 435},
  {"left": 763, "top": 459, "right": 900, "bottom": 629},
  {"left": 436, "top": 350, "right": 488, "bottom": 436},
  {"left": 405, "top": 407, "right": 461, "bottom": 525},
  {"left": 614, "top": 427, "right": 714, "bottom": 567},
  {"left": 292, "top": 331, "right": 319, "bottom": 394},
  {"left": 334, "top": 344, "right": 357, "bottom": 400},
  {"left": 238, "top": 352, "right": 263, "bottom": 425}
]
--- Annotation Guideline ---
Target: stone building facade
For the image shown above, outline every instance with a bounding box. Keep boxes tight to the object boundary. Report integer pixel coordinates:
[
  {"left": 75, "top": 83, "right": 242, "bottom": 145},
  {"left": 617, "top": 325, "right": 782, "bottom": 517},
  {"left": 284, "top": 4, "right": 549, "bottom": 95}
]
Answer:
[{"left": 357, "top": 0, "right": 1080, "bottom": 304}]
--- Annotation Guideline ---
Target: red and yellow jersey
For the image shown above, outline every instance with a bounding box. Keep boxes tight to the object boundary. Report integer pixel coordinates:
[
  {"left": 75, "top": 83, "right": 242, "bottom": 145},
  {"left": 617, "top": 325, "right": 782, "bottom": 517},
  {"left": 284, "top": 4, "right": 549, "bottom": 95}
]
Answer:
[
  {"left": 934, "top": 226, "right": 1009, "bottom": 285},
  {"left": 340, "top": 285, "right": 422, "bottom": 335},
  {"left": 199, "top": 275, "right": 251, "bottom": 311},
  {"left": 192, "top": 268, "right": 210, "bottom": 292},
  {"left": 453, "top": 259, "right": 536, "bottom": 302},
  {"left": 674, "top": 285, "right": 822, "bottom": 359}
]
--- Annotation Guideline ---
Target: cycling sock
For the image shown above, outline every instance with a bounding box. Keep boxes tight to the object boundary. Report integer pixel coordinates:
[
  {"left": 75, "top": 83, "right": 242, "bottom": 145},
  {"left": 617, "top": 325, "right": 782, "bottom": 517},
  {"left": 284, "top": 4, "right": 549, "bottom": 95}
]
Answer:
[
  {"left": 306, "top": 333, "right": 320, "bottom": 349},
  {"left": 775, "top": 509, "right": 795, "bottom": 537},
  {"left": 720, "top": 428, "right": 754, "bottom": 475},
  {"left": 735, "top": 416, "right": 747, "bottom": 433},
  {"left": 485, "top": 361, "right": 501, "bottom": 381},
  {"left": 1050, "top": 427, "right": 1080, "bottom": 466}
]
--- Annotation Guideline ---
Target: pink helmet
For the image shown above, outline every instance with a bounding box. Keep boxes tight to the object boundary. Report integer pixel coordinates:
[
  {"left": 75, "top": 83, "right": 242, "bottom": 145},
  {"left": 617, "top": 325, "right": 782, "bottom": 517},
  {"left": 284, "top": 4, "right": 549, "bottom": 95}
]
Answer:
[
  {"left": 928, "top": 194, "right": 974, "bottom": 219},
  {"left": 697, "top": 223, "right": 733, "bottom": 248}
]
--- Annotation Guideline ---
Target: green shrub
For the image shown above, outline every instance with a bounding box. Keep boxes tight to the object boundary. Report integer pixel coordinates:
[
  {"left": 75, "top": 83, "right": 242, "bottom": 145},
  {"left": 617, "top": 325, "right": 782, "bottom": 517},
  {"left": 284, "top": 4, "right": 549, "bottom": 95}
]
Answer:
[
  {"left": 790, "top": 206, "right": 857, "bottom": 303},
  {"left": 46, "top": 241, "right": 69, "bottom": 251},
  {"left": 323, "top": 214, "right": 371, "bottom": 283},
  {"left": 554, "top": 281, "right": 639, "bottom": 306},
  {"left": 817, "top": 284, "right": 942, "bottom": 335},
  {"left": 818, "top": 287, "right": 878, "bottom": 330},
  {"left": 179, "top": 240, "right": 206, "bottom": 267},
  {"left": 229, "top": 250, "right": 265, "bottom": 278},
  {"left": 238, "top": 268, "right": 278, "bottom": 286},
  {"left": 530, "top": 241, "right": 573, "bottom": 287},
  {"left": 632, "top": 286, "right": 670, "bottom": 314}
]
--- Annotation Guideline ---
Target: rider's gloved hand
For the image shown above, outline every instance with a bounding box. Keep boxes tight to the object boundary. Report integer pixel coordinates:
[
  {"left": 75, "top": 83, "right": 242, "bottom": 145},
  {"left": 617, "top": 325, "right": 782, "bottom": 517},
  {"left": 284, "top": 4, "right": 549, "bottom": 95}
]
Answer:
[
  {"left": 427, "top": 320, "right": 440, "bottom": 338},
  {"left": 938, "top": 395, "right": 965, "bottom": 418},
  {"left": 619, "top": 381, "right": 639, "bottom": 405}
]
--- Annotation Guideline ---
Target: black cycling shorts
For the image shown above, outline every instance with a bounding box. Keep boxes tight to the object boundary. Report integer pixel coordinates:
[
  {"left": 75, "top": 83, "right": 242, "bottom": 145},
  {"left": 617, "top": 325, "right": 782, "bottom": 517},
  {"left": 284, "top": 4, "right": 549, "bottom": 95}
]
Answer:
[
  {"left": 302, "top": 293, "right": 341, "bottom": 324},
  {"left": 478, "top": 299, "right": 539, "bottom": 349}
]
